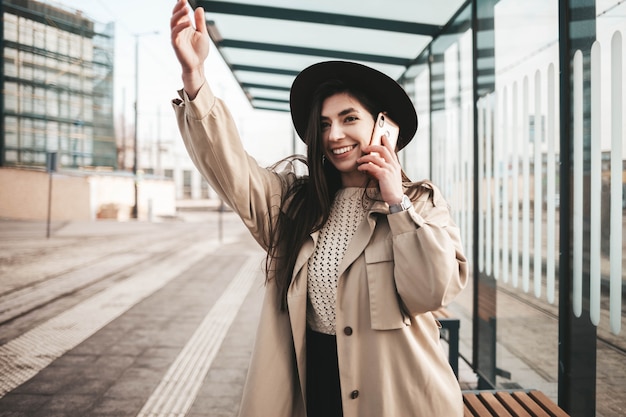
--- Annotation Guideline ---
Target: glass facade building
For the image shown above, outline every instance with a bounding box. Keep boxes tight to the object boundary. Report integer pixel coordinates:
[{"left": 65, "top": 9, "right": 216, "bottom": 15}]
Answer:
[{"left": 1, "top": 0, "right": 115, "bottom": 170}]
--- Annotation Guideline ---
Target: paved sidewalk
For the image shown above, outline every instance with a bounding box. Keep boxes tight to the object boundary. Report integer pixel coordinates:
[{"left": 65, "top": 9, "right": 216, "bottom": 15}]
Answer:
[{"left": 0, "top": 213, "right": 265, "bottom": 416}]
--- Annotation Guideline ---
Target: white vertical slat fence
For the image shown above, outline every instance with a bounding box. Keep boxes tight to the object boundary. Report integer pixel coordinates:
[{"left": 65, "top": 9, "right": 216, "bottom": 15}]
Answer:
[
  {"left": 501, "top": 87, "right": 510, "bottom": 284},
  {"left": 522, "top": 76, "right": 531, "bottom": 293},
  {"left": 609, "top": 31, "right": 622, "bottom": 335},
  {"left": 572, "top": 50, "right": 584, "bottom": 318},
  {"left": 511, "top": 82, "right": 520, "bottom": 289},
  {"left": 590, "top": 41, "right": 602, "bottom": 326},
  {"left": 546, "top": 63, "right": 557, "bottom": 305},
  {"left": 534, "top": 70, "right": 544, "bottom": 298}
]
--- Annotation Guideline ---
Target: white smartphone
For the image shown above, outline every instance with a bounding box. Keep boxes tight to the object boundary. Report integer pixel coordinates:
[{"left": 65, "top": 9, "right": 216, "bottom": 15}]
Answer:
[{"left": 370, "top": 112, "right": 399, "bottom": 150}]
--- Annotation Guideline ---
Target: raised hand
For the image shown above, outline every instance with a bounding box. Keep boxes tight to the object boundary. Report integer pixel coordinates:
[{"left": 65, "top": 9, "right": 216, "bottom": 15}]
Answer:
[{"left": 170, "top": 0, "right": 209, "bottom": 99}]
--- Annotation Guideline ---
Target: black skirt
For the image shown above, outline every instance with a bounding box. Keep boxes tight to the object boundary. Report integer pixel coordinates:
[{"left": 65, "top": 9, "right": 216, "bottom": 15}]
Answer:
[{"left": 306, "top": 328, "right": 343, "bottom": 417}]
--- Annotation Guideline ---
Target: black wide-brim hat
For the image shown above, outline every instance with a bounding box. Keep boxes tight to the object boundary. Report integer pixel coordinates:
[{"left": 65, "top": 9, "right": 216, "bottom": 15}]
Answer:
[{"left": 289, "top": 61, "right": 418, "bottom": 150}]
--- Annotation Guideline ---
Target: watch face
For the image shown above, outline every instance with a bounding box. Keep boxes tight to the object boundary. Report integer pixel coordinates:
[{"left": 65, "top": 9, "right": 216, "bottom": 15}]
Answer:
[{"left": 401, "top": 194, "right": 411, "bottom": 210}]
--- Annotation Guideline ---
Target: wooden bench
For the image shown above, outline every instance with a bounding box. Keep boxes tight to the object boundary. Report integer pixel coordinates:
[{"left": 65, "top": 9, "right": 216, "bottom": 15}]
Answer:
[
  {"left": 433, "top": 307, "right": 460, "bottom": 377},
  {"left": 463, "top": 390, "right": 570, "bottom": 417}
]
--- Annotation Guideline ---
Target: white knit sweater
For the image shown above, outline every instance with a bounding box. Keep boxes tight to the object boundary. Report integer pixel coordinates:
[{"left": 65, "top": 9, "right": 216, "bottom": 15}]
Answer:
[{"left": 306, "top": 187, "right": 369, "bottom": 335}]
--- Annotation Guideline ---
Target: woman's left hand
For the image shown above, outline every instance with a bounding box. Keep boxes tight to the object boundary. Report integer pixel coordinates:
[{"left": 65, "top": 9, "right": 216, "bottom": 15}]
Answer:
[{"left": 357, "top": 134, "right": 405, "bottom": 206}]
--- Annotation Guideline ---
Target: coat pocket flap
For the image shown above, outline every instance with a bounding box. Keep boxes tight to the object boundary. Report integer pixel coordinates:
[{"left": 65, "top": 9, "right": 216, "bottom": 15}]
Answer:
[
  {"left": 364, "top": 242, "right": 393, "bottom": 264},
  {"left": 364, "top": 242, "right": 408, "bottom": 330}
]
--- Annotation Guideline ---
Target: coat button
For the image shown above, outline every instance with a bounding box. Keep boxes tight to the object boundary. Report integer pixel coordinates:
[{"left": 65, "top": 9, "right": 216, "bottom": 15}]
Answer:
[
  {"left": 350, "top": 390, "right": 359, "bottom": 399},
  {"left": 343, "top": 326, "right": 353, "bottom": 336}
]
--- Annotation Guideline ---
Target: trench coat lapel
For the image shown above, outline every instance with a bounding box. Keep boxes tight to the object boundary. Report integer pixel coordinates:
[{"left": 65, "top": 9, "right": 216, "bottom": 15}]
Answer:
[
  {"left": 337, "top": 202, "right": 386, "bottom": 278},
  {"left": 286, "top": 231, "right": 317, "bottom": 404}
]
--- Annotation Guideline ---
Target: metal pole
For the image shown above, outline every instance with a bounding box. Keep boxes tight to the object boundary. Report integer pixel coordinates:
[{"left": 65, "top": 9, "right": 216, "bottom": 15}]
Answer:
[
  {"left": 557, "top": 1, "right": 572, "bottom": 409},
  {"left": 121, "top": 88, "right": 126, "bottom": 170},
  {"left": 218, "top": 200, "right": 224, "bottom": 244},
  {"left": 131, "top": 31, "right": 159, "bottom": 219},
  {"left": 46, "top": 170, "right": 53, "bottom": 238},
  {"left": 157, "top": 106, "right": 162, "bottom": 176},
  {"left": 558, "top": 0, "right": 598, "bottom": 414},
  {"left": 46, "top": 152, "right": 57, "bottom": 238},
  {"left": 0, "top": 5, "right": 5, "bottom": 167},
  {"left": 471, "top": 0, "right": 482, "bottom": 378},
  {"left": 132, "top": 35, "right": 139, "bottom": 219},
  {"left": 428, "top": 46, "right": 433, "bottom": 180}
]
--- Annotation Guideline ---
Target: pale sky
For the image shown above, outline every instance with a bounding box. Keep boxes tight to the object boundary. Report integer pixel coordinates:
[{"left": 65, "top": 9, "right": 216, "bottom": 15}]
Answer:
[{"left": 41, "top": 0, "right": 296, "bottom": 166}]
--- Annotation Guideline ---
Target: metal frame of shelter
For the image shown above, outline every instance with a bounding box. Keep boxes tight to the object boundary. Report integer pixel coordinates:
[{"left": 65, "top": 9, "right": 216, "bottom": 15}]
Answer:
[{"left": 193, "top": 0, "right": 468, "bottom": 112}]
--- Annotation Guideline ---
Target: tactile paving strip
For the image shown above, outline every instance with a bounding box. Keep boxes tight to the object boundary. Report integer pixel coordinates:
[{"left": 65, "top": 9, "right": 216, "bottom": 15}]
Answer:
[{"left": 136, "top": 255, "right": 260, "bottom": 417}]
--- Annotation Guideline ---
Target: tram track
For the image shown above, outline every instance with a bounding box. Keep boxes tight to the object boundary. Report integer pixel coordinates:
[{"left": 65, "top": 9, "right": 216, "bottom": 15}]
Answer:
[
  {"left": 0, "top": 224, "right": 224, "bottom": 330},
  {"left": 1, "top": 225, "right": 187, "bottom": 294}
]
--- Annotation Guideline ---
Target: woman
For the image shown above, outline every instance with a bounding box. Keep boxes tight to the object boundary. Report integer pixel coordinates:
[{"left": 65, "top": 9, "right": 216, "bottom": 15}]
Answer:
[{"left": 170, "top": 1, "right": 468, "bottom": 416}]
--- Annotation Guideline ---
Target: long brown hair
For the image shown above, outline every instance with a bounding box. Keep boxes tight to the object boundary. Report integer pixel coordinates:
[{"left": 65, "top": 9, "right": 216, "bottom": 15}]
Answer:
[{"left": 264, "top": 79, "right": 406, "bottom": 311}]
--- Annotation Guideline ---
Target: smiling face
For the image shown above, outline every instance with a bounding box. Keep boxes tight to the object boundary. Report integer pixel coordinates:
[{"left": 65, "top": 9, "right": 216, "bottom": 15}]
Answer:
[{"left": 320, "top": 92, "right": 376, "bottom": 187}]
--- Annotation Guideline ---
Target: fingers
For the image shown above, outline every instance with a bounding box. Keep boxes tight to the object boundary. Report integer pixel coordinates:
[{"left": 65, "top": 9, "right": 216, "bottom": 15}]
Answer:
[
  {"left": 195, "top": 7, "right": 208, "bottom": 34},
  {"left": 171, "top": 4, "right": 190, "bottom": 34},
  {"left": 380, "top": 134, "right": 400, "bottom": 159},
  {"left": 171, "top": 0, "right": 186, "bottom": 25},
  {"left": 357, "top": 152, "right": 403, "bottom": 200},
  {"left": 364, "top": 135, "right": 398, "bottom": 160},
  {"left": 358, "top": 149, "right": 398, "bottom": 172},
  {"left": 172, "top": 0, "right": 185, "bottom": 14},
  {"left": 171, "top": 0, "right": 197, "bottom": 31},
  {"left": 358, "top": 133, "right": 401, "bottom": 180},
  {"left": 362, "top": 146, "right": 396, "bottom": 165}
]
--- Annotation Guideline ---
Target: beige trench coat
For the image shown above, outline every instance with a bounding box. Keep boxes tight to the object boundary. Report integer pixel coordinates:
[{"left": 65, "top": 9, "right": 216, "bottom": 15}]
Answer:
[{"left": 173, "top": 83, "right": 468, "bottom": 417}]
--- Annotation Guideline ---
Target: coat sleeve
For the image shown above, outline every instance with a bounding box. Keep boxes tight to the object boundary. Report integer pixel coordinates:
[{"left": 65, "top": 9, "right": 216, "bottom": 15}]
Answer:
[
  {"left": 171, "top": 83, "right": 284, "bottom": 249},
  {"left": 387, "top": 182, "right": 468, "bottom": 315}
]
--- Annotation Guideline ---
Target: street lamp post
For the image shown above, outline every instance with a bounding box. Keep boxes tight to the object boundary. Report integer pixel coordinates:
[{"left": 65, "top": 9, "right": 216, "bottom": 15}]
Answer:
[{"left": 132, "top": 31, "right": 159, "bottom": 219}]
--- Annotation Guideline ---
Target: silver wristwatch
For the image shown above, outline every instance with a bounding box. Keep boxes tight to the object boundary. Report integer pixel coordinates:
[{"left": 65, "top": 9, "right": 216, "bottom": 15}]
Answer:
[{"left": 389, "top": 194, "right": 411, "bottom": 214}]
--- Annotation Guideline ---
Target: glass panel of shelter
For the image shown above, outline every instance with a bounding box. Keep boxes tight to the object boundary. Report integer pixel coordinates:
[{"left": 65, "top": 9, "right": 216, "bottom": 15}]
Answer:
[{"left": 404, "top": 2, "right": 623, "bottom": 414}]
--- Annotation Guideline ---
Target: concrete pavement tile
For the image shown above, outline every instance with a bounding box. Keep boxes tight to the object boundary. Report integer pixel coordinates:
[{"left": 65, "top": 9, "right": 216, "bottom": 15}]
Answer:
[
  {"left": 0, "top": 411, "right": 29, "bottom": 417},
  {"left": 13, "top": 367, "right": 73, "bottom": 396},
  {"left": 102, "top": 368, "right": 164, "bottom": 399},
  {"left": 62, "top": 356, "right": 132, "bottom": 382},
  {"left": 38, "top": 394, "right": 93, "bottom": 415},
  {"left": 101, "top": 380, "right": 156, "bottom": 401},
  {"left": 46, "top": 353, "right": 98, "bottom": 368},
  {"left": 187, "top": 395, "right": 240, "bottom": 417},
  {"left": 203, "top": 373, "right": 246, "bottom": 397},
  {"left": 136, "top": 346, "right": 181, "bottom": 361},
  {"left": 0, "top": 393, "right": 49, "bottom": 413},
  {"left": 209, "top": 354, "right": 252, "bottom": 371},
  {"left": 133, "top": 350, "right": 181, "bottom": 371},
  {"left": 69, "top": 334, "right": 121, "bottom": 356},
  {"left": 62, "top": 377, "right": 113, "bottom": 396},
  {"left": 105, "top": 341, "right": 150, "bottom": 357},
  {"left": 91, "top": 355, "right": 136, "bottom": 373},
  {"left": 85, "top": 396, "right": 146, "bottom": 417}
]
